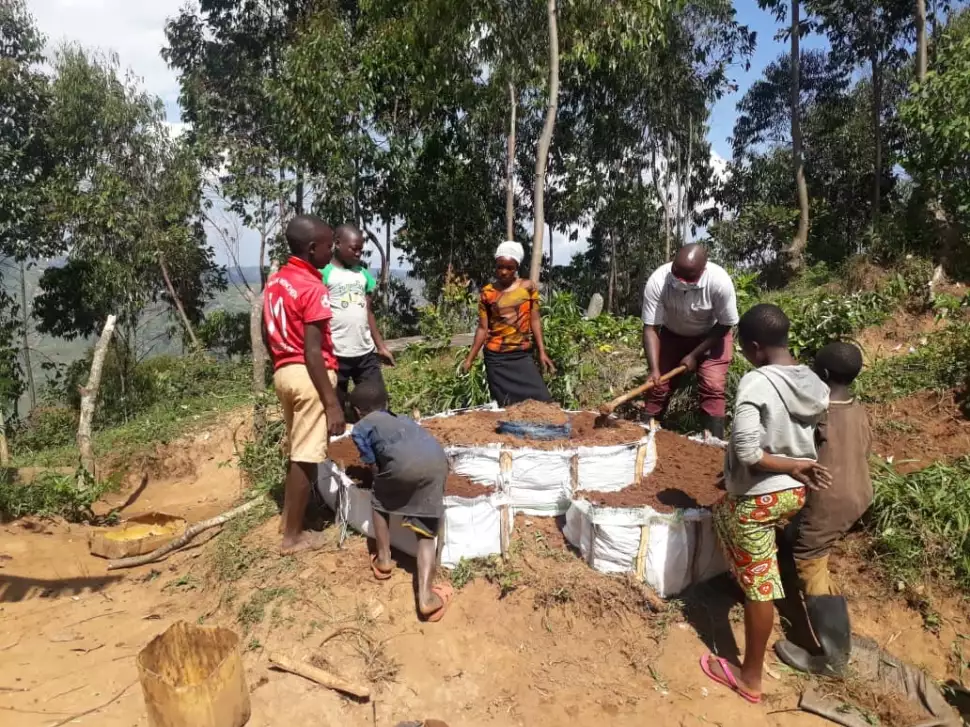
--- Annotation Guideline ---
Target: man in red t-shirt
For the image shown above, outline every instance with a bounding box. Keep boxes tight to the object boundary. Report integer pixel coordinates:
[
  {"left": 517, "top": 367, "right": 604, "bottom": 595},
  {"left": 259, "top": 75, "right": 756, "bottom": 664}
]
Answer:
[{"left": 262, "top": 214, "right": 344, "bottom": 555}]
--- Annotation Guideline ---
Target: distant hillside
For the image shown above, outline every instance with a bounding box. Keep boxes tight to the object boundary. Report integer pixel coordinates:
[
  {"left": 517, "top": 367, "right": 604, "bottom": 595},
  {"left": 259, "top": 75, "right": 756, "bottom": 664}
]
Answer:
[{"left": 4, "top": 261, "right": 425, "bottom": 415}]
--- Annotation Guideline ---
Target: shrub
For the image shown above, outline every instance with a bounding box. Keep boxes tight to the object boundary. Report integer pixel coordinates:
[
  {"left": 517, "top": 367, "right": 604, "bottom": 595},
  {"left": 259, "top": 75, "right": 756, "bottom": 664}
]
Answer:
[
  {"left": 868, "top": 458, "right": 970, "bottom": 589},
  {"left": 0, "top": 469, "right": 118, "bottom": 523},
  {"left": 11, "top": 406, "right": 77, "bottom": 452},
  {"left": 198, "top": 310, "right": 251, "bottom": 358}
]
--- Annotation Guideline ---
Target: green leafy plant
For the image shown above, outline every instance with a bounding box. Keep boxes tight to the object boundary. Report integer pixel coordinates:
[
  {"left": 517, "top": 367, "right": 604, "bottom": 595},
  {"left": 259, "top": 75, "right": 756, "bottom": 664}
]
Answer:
[
  {"left": 0, "top": 469, "right": 119, "bottom": 522},
  {"left": 869, "top": 458, "right": 970, "bottom": 589}
]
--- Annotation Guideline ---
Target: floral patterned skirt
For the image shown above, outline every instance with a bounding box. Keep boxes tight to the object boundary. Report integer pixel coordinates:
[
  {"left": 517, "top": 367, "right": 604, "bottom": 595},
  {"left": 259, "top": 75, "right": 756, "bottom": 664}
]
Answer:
[{"left": 713, "top": 488, "right": 806, "bottom": 602}]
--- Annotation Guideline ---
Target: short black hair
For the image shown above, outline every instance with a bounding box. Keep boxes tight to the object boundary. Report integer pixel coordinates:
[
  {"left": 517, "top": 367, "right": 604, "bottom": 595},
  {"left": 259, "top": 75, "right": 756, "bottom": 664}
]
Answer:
[
  {"left": 286, "top": 214, "right": 329, "bottom": 255},
  {"left": 738, "top": 303, "right": 790, "bottom": 348},
  {"left": 814, "top": 341, "right": 863, "bottom": 385},
  {"left": 335, "top": 223, "right": 363, "bottom": 244},
  {"left": 349, "top": 380, "right": 387, "bottom": 416}
]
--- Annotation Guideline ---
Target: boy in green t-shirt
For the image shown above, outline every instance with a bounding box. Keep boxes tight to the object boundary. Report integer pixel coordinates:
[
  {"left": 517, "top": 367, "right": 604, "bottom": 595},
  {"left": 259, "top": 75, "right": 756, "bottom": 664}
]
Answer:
[{"left": 322, "top": 224, "right": 395, "bottom": 413}]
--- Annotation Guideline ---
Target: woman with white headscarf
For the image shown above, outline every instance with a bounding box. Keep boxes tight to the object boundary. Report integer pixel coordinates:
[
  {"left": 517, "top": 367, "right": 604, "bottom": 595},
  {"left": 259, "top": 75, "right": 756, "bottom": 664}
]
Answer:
[{"left": 461, "top": 241, "right": 556, "bottom": 405}]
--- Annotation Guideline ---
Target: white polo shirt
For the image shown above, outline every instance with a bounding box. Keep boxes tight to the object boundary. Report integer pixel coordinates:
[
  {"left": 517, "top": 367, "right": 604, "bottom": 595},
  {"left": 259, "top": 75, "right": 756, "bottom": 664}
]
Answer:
[{"left": 641, "top": 262, "right": 740, "bottom": 337}]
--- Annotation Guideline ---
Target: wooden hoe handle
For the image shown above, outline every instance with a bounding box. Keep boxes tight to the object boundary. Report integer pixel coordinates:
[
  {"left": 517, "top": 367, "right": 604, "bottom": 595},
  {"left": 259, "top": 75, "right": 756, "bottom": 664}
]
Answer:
[{"left": 598, "top": 365, "right": 688, "bottom": 415}]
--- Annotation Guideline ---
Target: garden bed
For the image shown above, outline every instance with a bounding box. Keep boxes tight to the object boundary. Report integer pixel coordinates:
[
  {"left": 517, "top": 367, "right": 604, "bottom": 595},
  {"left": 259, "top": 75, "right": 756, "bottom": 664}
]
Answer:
[
  {"left": 575, "top": 430, "right": 723, "bottom": 512},
  {"left": 422, "top": 409, "right": 645, "bottom": 449}
]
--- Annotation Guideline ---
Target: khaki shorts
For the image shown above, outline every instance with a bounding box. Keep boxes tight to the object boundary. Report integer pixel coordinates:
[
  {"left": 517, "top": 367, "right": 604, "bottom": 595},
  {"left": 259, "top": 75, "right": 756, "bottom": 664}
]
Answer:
[{"left": 274, "top": 365, "right": 338, "bottom": 463}]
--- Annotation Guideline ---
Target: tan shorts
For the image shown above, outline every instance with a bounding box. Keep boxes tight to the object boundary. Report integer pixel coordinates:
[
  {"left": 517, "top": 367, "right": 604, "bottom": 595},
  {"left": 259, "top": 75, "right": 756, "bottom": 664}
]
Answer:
[{"left": 274, "top": 365, "right": 338, "bottom": 463}]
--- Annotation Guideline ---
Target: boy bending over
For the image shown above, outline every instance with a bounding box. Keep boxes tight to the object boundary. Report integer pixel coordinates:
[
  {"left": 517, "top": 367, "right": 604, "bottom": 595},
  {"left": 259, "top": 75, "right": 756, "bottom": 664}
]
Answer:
[
  {"left": 775, "top": 341, "right": 872, "bottom": 674},
  {"left": 702, "top": 304, "right": 830, "bottom": 703},
  {"left": 349, "top": 382, "right": 453, "bottom": 622}
]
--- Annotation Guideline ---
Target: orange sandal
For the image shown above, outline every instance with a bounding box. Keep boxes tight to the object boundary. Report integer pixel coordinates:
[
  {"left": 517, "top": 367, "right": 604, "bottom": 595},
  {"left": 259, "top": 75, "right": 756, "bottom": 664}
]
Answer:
[
  {"left": 371, "top": 554, "right": 393, "bottom": 581},
  {"left": 422, "top": 583, "right": 454, "bottom": 623}
]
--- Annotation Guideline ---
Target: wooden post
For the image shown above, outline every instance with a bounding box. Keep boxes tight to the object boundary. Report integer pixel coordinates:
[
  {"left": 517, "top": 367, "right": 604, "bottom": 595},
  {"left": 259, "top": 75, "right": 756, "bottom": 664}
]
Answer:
[{"left": 77, "top": 314, "right": 117, "bottom": 486}]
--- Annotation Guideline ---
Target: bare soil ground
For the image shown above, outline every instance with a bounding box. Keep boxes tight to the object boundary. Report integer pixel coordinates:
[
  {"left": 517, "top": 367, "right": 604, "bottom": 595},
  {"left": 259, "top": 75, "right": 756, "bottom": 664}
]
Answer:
[
  {"left": 869, "top": 390, "right": 970, "bottom": 473},
  {"left": 1, "top": 410, "right": 967, "bottom": 727}
]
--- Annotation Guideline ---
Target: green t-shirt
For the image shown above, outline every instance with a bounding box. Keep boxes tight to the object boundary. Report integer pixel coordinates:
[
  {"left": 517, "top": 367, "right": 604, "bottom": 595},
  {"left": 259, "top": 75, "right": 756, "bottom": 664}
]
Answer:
[{"left": 321, "top": 263, "right": 378, "bottom": 357}]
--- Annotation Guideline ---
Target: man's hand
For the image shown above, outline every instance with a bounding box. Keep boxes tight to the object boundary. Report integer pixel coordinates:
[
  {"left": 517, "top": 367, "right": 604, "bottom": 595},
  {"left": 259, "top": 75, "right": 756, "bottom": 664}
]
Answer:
[
  {"left": 539, "top": 352, "right": 557, "bottom": 374},
  {"left": 790, "top": 461, "right": 831, "bottom": 491},
  {"left": 327, "top": 404, "right": 346, "bottom": 437},
  {"left": 679, "top": 352, "right": 699, "bottom": 373},
  {"left": 646, "top": 370, "right": 662, "bottom": 387},
  {"left": 377, "top": 346, "right": 395, "bottom": 367},
  {"left": 461, "top": 357, "right": 474, "bottom": 374}
]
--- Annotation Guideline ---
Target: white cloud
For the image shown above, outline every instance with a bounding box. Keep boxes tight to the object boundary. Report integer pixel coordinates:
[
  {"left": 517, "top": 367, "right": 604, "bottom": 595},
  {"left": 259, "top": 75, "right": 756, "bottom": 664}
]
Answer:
[{"left": 30, "top": 0, "right": 183, "bottom": 115}]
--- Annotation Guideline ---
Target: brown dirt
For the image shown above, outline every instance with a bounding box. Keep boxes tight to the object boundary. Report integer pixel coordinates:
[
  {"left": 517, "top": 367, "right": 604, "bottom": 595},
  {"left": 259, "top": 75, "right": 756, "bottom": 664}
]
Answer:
[
  {"left": 868, "top": 390, "right": 970, "bottom": 473},
  {"left": 576, "top": 430, "right": 724, "bottom": 511},
  {"left": 1, "top": 410, "right": 965, "bottom": 727},
  {"left": 856, "top": 311, "right": 943, "bottom": 363},
  {"left": 444, "top": 472, "right": 493, "bottom": 499},
  {"left": 423, "top": 409, "right": 645, "bottom": 449},
  {"left": 500, "top": 399, "right": 569, "bottom": 426}
]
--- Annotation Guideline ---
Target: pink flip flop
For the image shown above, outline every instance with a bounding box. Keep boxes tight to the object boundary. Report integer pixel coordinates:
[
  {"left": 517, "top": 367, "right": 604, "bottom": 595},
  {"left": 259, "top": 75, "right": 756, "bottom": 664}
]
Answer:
[{"left": 699, "top": 653, "right": 761, "bottom": 704}]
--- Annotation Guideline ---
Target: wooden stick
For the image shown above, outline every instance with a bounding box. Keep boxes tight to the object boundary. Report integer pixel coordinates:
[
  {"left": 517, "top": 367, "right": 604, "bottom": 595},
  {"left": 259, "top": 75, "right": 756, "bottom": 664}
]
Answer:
[
  {"left": 269, "top": 653, "right": 371, "bottom": 699},
  {"left": 106, "top": 497, "right": 267, "bottom": 570},
  {"left": 599, "top": 366, "right": 687, "bottom": 415}
]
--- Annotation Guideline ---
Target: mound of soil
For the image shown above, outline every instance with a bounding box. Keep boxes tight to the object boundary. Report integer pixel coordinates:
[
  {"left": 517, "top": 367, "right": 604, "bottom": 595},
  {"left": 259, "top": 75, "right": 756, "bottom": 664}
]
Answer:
[
  {"left": 444, "top": 472, "right": 493, "bottom": 499},
  {"left": 328, "top": 436, "right": 492, "bottom": 498},
  {"left": 577, "top": 430, "right": 724, "bottom": 512},
  {"left": 500, "top": 400, "right": 569, "bottom": 426},
  {"left": 422, "top": 410, "right": 645, "bottom": 449},
  {"left": 869, "top": 389, "right": 970, "bottom": 473}
]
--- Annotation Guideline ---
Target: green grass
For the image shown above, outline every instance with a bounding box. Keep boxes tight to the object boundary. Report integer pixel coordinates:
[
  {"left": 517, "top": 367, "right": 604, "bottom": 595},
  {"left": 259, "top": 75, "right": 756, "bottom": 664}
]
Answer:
[
  {"left": 868, "top": 457, "right": 970, "bottom": 589},
  {"left": 10, "top": 377, "right": 253, "bottom": 468},
  {"left": 237, "top": 586, "right": 295, "bottom": 630}
]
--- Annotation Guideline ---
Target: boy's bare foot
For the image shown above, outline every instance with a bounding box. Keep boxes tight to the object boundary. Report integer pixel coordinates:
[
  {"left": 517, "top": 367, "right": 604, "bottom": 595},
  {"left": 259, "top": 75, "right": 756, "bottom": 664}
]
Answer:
[{"left": 280, "top": 530, "right": 327, "bottom": 556}]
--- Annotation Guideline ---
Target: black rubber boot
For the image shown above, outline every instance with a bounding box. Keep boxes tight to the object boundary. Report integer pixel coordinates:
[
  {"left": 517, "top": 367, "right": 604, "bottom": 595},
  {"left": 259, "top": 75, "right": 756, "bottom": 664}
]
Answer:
[
  {"left": 775, "top": 595, "right": 851, "bottom": 675},
  {"left": 703, "top": 415, "right": 725, "bottom": 440}
]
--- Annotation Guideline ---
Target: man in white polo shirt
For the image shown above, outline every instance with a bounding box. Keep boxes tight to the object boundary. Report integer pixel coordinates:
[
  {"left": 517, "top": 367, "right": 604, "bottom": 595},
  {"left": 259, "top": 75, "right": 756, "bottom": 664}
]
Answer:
[{"left": 641, "top": 243, "right": 739, "bottom": 439}]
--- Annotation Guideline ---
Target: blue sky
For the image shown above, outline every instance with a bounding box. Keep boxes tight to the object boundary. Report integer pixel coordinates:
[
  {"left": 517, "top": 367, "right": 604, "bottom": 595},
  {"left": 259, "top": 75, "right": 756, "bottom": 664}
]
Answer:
[
  {"left": 708, "top": 3, "right": 829, "bottom": 160},
  {"left": 29, "top": 0, "right": 827, "bottom": 268}
]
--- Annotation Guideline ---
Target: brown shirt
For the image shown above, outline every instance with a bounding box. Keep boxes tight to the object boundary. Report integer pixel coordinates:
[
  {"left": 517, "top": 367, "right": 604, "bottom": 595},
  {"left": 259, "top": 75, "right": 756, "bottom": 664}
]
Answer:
[{"left": 792, "top": 400, "right": 874, "bottom": 560}]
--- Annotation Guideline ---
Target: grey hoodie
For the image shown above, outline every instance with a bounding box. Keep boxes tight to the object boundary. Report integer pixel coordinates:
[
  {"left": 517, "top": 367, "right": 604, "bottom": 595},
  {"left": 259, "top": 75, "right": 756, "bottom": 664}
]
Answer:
[{"left": 725, "top": 365, "right": 830, "bottom": 497}]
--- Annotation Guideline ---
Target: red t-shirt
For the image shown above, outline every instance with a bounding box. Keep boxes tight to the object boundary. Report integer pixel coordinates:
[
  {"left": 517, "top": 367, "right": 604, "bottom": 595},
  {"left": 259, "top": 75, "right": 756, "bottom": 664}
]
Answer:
[{"left": 263, "top": 257, "right": 338, "bottom": 371}]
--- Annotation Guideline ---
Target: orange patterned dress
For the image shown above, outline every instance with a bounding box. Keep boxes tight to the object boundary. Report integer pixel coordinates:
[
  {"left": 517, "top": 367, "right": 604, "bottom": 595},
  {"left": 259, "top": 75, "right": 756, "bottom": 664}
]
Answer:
[{"left": 479, "top": 283, "right": 539, "bottom": 353}]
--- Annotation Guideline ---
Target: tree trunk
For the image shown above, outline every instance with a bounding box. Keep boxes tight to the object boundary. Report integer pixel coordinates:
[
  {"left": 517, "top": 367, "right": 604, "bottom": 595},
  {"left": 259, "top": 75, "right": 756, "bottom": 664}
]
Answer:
[
  {"left": 506, "top": 82, "right": 517, "bottom": 241},
  {"left": 651, "top": 142, "right": 671, "bottom": 259},
  {"left": 248, "top": 290, "right": 268, "bottom": 434},
  {"left": 295, "top": 168, "right": 305, "bottom": 215},
  {"left": 529, "top": 0, "right": 560, "bottom": 284},
  {"left": 788, "top": 0, "right": 810, "bottom": 271},
  {"left": 916, "top": 0, "right": 928, "bottom": 83},
  {"left": 258, "top": 227, "right": 268, "bottom": 291},
  {"left": 363, "top": 228, "right": 388, "bottom": 288},
  {"left": 607, "top": 230, "right": 617, "bottom": 313},
  {"left": 664, "top": 131, "right": 673, "bottom": 260},
  {"left": 675, "top": 119, "right": 684, "bottom": 245},
  {"left": 77, "top": 314, "right": 117, "bottom": 486},
  {"left": 0, "top": 407, "right": 9, "bottom": 466},
  {"left": 19, "top": 261, "right": 35, "bottom": 411},
  {"left": 870, "top": 48, "right": 882, "bottom": 225},
  {"left": 683, "top": 115, "right": 694, "bottom": 244},
  {"left": 159, "top": 253, "right": 201, "bottom": 351},
  {"left": 383, "top": 218, "right": 392, "bottom": 300}
]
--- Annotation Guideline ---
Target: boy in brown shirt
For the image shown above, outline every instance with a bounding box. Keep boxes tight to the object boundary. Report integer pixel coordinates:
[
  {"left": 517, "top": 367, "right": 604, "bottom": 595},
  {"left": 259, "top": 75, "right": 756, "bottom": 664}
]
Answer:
[{"left": 775, "top": 341, "right": 873, "bottom": 674}]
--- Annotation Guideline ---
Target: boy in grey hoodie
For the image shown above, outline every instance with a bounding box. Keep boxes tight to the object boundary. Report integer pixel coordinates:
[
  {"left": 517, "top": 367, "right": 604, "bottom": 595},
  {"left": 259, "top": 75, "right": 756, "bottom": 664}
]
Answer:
[{"left": 701, "top": 304, "right": 831, "bottom": 704}]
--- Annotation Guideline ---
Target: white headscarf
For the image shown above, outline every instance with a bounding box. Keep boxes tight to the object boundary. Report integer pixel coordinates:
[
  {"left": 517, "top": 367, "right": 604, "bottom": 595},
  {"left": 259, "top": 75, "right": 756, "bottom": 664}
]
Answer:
[{"left": 495, "top": 240, "right": 524, "bottom": 264}]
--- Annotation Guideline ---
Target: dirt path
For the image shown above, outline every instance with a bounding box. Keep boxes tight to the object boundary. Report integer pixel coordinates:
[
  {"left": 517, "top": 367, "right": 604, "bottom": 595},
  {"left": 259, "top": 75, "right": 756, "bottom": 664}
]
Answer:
[{"left": 0, "top": 413, "right": 965, "bottom": 727}]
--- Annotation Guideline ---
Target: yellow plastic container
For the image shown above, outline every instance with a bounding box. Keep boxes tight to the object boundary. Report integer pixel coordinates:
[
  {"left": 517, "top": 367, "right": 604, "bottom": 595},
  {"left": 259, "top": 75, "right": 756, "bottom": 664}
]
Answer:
[
  {"left": 89, "top": 513, "right": 187, "bottom": 560},
  {"left": 137, "top": 621, "right": 251, "bottom": 727}
]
